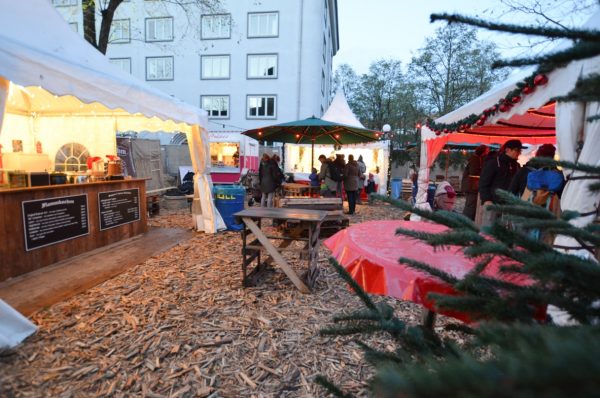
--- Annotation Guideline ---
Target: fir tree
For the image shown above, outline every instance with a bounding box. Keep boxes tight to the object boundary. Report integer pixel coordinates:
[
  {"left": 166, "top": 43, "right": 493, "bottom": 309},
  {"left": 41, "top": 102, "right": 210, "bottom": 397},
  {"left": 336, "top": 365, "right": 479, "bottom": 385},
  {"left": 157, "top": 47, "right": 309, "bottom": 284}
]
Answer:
[{"left": 317, "top": 9, "right": 600, "bottom": 398}]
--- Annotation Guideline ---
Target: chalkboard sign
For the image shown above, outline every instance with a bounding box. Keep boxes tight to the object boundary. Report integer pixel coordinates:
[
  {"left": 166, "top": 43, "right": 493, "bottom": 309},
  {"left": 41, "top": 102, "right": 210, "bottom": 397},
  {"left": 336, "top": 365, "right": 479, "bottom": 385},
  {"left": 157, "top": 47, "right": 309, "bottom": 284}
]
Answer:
[
  {"left": 22, "top": 194, "right": 89, "bottom": 251},
  {"left": 98, "top": 188, "right": 140, "bottom": 231}
]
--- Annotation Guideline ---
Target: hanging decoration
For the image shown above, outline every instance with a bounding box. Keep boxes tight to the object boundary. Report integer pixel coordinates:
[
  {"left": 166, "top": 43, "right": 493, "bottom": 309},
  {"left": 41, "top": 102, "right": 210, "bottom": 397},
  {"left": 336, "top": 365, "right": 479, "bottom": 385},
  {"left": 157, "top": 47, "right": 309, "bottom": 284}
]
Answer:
[{"left": 425, "top": 71, "right": 549, "bottom": 135}]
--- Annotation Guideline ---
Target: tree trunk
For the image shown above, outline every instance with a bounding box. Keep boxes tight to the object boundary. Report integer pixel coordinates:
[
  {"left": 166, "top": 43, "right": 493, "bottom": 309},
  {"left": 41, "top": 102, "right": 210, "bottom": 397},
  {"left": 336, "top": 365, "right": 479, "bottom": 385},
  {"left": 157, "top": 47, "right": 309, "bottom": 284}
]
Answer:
[{"left": 97, "top": 0, "right": 124, "bottom": 55}]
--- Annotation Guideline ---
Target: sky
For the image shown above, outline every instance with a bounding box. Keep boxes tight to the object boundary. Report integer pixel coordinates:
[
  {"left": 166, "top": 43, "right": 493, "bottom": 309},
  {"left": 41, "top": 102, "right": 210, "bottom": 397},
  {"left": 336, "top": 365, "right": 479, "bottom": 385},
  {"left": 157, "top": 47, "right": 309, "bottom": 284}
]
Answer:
[{"left": 332, "top": 0, "right": 594, "bottom": 75}]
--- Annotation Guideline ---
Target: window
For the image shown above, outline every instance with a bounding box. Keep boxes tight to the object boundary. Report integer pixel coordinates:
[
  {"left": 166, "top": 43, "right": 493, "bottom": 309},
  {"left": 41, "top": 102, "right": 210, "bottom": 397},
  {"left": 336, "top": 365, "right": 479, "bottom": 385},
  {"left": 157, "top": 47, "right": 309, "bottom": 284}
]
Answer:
[
  {"left": 69, "top": 22, "right": 78, "bottom": 33},
  {"left": 247, "top": 95, "right": 276, "bottom": 118},
  {"left": 201, "top": 14, "right": 231, "bottom": 39},
  {"left": 321, "top": 70, "right": 326, "bottom": 95},
  {"left": 323, "top": 35, "right": 327, "bottom": 63},
  {"left": 146, "top": 56, "right": 174, "bottom": 80},
  {"left": 146, "top": 17, "right": 173, "bottom": 42},
  {"left": 210, "top": 142, "right": 239, "bottom": 170},
  {"left": 247, "top": 54, "right": 277, "bottom": 78},
  {"left": 53, "top": 0, "right": 77, "bottom": 6},
  {"left": 110, "top": 58, "right": 132, "bottom": 74},
  {"left": 110, "top": 19, "right": 130, "bottom": 43},
  {"left": 201, "top": 96, "right": 229, "bottom": 119},
  {"left": 55, "top": 143, "right": 90, "bottom": 173},
  {"left": 201, "top": 55, "right": 230, "bottom": 79},
  {"left": 248, "top": 12, "right": 278, "bottom": 38}
]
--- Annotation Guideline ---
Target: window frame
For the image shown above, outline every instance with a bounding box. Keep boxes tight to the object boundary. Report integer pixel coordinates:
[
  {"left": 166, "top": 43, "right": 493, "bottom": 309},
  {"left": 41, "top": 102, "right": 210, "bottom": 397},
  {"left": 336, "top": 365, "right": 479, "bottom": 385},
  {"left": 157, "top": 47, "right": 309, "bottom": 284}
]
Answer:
[
  {"left": 247, "top": 11, "right": 279, "bottom": 38},
  {"left": 246, "top": 95, "right": 277, "bottom": 119},
  {"left": 200, "top": 54, "right": 231, "bottom": 80},
  {"left": 109, "top": 57, "right": 132, "bottom": 74},
  {"left": 69, "top": 22, "right": 78, "bottom": 33},
  {"left": 110, "top": 18, "right": 131, "bottom": 44},
  {"left": 201, "top": 13, "right": 232, "bottom": 40},
  {"left": 246, "top": 53, "right": 278, "bottom": 79},
  {"left": 145, "top": 56, "right": 174, "bottom": 81},
  {"left": 145, "top": 16, "right": 174, "bottom": 43},
  {"left": 201, "top": 95, "right": 230, "bottom": 119}
]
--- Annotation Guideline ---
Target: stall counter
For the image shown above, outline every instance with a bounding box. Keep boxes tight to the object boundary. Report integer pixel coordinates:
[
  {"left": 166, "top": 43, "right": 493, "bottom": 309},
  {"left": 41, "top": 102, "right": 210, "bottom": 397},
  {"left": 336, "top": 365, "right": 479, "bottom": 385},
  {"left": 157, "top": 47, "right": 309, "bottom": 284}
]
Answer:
[{"left": 0, "top": 179, "right": 148, "bottom": 282}]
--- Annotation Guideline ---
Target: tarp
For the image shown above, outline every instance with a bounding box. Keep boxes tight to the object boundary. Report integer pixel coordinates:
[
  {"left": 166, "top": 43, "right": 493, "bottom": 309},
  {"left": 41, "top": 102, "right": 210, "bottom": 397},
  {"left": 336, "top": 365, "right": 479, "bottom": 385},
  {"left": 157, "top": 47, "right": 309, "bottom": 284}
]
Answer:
[
  {"left": 324, "top": 220, "right": 545, "bottom": 324},
  {"left": 0, "top": 0, "right": 224, "bottom": 234},
  {"left": 415, "top": 12, "right": 600, "bottom": 258}
]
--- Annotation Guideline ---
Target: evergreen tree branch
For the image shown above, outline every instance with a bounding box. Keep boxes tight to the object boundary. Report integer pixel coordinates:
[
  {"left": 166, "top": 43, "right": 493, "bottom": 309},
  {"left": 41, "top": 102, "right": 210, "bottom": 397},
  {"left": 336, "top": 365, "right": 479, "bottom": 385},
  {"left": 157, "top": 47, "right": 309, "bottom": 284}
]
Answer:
[
  {"left": 430, "top": 13, "right": 600, "bottom": 41},
  {"left": 492, "top": 42, "right": 600, "bottom": 68}
]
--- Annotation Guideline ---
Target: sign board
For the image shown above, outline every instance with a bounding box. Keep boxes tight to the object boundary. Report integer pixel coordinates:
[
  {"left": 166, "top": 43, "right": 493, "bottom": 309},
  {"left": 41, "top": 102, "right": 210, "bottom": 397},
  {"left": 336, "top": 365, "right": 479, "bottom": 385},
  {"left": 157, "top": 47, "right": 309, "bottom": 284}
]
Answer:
[
  {"left": 22, "top": 194, "right": 89, "bottom": 251},
  {"left": 98, "top": 188, "right": 140, "bottom": 230}
]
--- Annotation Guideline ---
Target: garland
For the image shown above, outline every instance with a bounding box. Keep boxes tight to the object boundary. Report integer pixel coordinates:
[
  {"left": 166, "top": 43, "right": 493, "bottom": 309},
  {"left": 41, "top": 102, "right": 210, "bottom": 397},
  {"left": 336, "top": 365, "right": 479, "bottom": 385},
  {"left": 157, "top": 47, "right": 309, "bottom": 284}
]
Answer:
[{"left": 426, "top": 71, "right": 549, "bottom": 136}]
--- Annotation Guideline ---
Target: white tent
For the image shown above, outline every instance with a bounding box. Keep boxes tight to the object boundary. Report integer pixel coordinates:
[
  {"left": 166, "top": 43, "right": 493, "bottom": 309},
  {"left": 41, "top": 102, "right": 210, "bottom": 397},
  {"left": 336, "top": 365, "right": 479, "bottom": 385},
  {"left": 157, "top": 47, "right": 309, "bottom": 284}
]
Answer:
[
  {"left": 416, "top": 12, "right": 600, "bottom": 259},
  {"left": 323, "top": 91, "right": 366, "bottom": 128},
  {"left": 0, "top": 0, "right": 224, "bottom": 233}
]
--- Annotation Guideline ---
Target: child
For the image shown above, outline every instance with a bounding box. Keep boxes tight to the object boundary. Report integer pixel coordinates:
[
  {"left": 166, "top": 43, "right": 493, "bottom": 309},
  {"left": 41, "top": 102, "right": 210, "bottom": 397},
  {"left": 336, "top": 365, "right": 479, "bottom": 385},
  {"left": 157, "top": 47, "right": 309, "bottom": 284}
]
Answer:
[{"left": 309, "top": 167, "right": 319, "bottom": 187}]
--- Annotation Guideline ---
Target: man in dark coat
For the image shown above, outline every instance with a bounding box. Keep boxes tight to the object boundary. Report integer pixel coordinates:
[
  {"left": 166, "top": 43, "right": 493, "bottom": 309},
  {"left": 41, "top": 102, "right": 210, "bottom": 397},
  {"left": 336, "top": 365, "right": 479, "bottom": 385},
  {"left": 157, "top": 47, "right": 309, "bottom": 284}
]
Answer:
[
  {"left": 461, "top": 145, "right": 488, "bottom": 220},
  {"left": 259, "top": 153, "right": 278, "bottom": 207},
  {"left": 479, "top": 139, "right": 523, "bottom": 226},
  {"left": 333, "top": 154, "right": 346, "bottom": 198},
  {"left": 343, "top": 154, "right": 361, "bottom": 215},
  {"left": 509, "top": 144, "right": 559, "bottom": 197}
]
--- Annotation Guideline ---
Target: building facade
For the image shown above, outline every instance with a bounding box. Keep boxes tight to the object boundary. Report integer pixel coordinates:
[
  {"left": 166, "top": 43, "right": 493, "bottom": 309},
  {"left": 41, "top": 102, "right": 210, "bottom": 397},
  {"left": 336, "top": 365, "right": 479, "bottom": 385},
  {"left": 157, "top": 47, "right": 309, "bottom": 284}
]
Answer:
[{"left": 53, "top": 0, "right": 339, "bottom": 134}]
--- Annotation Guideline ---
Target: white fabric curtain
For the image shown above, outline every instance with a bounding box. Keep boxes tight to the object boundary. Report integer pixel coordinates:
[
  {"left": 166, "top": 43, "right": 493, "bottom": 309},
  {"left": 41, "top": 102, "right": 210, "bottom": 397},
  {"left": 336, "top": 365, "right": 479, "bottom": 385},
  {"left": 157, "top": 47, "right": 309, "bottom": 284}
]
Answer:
[
  {"left": 188, "top": 125, "right": 225, "bottom": 233},
  {"left": 554, "top": 102, "right": 600, "bottom": 260}
]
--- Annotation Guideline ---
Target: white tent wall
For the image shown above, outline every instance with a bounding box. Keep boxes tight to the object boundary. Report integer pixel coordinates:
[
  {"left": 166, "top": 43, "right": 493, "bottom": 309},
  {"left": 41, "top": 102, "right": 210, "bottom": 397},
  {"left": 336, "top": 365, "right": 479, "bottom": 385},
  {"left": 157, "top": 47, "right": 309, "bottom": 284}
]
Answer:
[{"left": 555, "top": 102, "right": 600, "bottom": 260}]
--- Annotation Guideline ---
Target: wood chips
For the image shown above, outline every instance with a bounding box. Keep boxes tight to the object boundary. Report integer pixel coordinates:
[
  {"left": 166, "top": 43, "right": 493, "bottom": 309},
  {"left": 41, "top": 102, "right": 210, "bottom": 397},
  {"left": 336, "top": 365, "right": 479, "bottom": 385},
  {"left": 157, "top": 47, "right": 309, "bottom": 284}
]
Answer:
[{"left": 0, "top": 201, "right": 461, "bottom": 397}]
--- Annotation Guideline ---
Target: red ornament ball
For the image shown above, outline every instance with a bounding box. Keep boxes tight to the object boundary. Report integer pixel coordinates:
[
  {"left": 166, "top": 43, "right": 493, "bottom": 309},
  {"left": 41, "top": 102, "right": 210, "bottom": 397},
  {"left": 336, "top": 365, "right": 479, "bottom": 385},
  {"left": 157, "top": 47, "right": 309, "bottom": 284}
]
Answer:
[
  {"left": 534, "top": 74, "right": 548, "bottom": 86},
  {"left": 443, "top": 128, "right": 449, "bottom": 134},
  {"left": 512, "top": 95, "right": 521, "bottom": 104},
  {"left": 499, "top": 104, "right": 509, "bottom": 112},
  {"left": 435, "top": 130, "right": 441, "bottom": 136},
  {"left": 522, "top": 85, "right": 535, "bottom": 94},
  {"left": 491, "top": 105, "right": 498, "bottom": 112},
  {"left": 476, "top": 119, "right": 485, "bottom": 126}
]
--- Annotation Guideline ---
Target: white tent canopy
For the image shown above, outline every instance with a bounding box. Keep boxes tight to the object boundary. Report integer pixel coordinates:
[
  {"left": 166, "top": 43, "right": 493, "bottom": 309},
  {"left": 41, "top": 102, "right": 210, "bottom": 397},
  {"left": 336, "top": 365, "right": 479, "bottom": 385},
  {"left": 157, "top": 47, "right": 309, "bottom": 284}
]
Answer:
[
  {"left": 416, "top": 12, "right": 600, "bottom": 259},
  {"left": 0, "top": 0, "right": 224, "bottom": 233},
  {"left": 322, "top": 90, "right": 366, "bottom": 128}
]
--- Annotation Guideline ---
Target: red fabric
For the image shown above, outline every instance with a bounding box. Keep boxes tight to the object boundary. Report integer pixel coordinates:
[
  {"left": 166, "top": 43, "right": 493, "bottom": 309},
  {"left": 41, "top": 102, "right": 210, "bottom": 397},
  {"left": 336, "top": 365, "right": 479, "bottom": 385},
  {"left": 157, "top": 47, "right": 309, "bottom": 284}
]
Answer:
[{"left": 324, "top": 220, "right": 545, "bottom": 324}]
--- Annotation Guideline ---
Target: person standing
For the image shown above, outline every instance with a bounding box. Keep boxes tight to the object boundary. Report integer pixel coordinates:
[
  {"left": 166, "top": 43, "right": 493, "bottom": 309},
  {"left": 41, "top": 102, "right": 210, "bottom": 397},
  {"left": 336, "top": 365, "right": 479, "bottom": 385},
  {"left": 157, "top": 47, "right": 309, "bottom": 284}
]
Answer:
[
  {"left": 479, "top": 139, "right": 523, "bottom": 226},
  {"left": 333, "top": 154, "right": 346, "bottom": 198},
  {"left": 343, "top": 154, "right": 360, "bottom": 215},
  {"left": 509, "top": 144, "right": 560, "bottom": 197},
  {"left": 318, "top": 154, "right": 337, "bottom": 197},
  {"left": 356, "top": 155, "right": 367, "bottom": 204},
  {"left": 258, "top": 153, "right": 277, "bottom": 207},
  {"left": 461, "top": 145, "right": 489, "bottom": 220}
]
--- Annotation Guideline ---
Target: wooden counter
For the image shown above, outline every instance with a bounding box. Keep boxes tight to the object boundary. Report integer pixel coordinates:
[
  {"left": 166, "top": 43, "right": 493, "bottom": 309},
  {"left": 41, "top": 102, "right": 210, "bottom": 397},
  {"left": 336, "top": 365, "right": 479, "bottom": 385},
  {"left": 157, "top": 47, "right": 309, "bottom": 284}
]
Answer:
[{"left": 0, "top": 179, "right": 148, "bottom": 282}]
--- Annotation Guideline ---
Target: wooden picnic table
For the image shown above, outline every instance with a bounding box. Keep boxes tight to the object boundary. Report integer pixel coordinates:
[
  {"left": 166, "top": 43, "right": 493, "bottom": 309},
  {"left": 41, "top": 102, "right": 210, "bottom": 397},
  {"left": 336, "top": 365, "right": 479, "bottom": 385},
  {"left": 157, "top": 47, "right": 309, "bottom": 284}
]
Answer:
[{"left": 234, "top": 207, "right": 328, "bottom": 293}]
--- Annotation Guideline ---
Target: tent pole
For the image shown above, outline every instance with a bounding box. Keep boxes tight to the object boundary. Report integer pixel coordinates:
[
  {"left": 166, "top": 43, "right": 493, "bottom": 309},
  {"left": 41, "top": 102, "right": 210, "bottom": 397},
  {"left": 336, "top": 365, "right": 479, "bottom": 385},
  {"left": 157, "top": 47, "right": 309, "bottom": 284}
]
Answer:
[{"left": 311, "top": 139, "right": 315, "bottom": 170}]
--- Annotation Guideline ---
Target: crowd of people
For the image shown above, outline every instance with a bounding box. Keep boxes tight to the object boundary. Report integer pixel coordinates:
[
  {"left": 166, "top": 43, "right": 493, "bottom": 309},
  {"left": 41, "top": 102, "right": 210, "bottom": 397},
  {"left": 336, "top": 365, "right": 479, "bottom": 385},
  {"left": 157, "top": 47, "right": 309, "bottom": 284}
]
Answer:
[
  {"left": 256, "top": 151, "right": 372, "bottom": 215},
  {"left": 460, "top": 139, "right": 564, "bottom": 227}
]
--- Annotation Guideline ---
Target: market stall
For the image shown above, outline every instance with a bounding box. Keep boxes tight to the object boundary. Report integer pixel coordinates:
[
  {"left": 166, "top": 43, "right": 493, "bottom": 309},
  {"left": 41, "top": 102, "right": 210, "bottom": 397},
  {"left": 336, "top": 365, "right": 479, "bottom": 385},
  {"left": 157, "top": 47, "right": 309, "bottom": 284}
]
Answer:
[
  {"left": 415, "top": 12, "right": 600, "bottom": 259},
  {"left": 0, "top": 0, "right": 225, "bottom": 282},
  {"left": 283, "top": 91, "right": 390, "bottom": 194}
]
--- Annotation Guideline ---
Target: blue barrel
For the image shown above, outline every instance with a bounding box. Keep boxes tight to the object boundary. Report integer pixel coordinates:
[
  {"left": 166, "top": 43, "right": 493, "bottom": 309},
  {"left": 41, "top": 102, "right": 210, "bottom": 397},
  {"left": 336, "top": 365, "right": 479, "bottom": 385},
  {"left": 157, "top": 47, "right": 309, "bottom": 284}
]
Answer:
[
  {"left": 213, "top": 185, "right": 245, "bottom": 231},
  {"left": 390, "top": 178, "right": 402, "bottom": 199}
]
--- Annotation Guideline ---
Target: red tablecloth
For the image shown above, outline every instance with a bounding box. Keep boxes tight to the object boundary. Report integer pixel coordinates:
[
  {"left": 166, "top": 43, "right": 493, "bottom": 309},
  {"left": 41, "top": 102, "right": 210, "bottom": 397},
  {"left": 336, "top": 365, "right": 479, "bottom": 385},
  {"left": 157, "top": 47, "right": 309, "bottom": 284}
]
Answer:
[{"left": 324, "top": 220, "right": 544, "bottom": 323}]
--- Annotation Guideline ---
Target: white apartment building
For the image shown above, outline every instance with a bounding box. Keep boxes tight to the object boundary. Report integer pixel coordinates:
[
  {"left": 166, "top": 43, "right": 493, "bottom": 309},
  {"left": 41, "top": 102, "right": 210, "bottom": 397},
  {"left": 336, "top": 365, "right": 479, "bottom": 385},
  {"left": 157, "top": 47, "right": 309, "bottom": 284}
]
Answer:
[{"left": 53, "top": 0, "right": 339, "bottom": 133}]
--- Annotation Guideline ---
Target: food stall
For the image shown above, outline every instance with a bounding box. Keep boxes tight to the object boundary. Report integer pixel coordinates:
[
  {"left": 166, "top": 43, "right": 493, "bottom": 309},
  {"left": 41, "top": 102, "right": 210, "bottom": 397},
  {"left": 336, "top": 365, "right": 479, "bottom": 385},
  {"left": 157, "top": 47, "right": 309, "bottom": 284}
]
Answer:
[
  {"left": 209, "top": 132, "right": 259, "bottom": 184},
  {"left": 283, "top": 141, "right": 390, "bottom": 194},
  {"left": 0, "top": 0, "right": 224, "bottom": 282}
]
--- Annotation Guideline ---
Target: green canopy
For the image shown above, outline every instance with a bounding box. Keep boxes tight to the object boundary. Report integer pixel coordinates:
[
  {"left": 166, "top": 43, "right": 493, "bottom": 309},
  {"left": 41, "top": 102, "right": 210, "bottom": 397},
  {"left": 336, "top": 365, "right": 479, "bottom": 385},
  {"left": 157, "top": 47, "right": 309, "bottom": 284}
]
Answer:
[{"left": 242, "top": 117, "right": 382, "bottom": 167}]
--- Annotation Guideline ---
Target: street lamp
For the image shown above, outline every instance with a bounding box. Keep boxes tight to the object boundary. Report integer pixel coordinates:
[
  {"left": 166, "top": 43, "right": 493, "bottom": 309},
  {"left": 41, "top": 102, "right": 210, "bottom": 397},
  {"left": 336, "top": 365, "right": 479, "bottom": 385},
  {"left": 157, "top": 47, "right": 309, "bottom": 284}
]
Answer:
[{"left": 382, "top": 124, "right": 392, "bottom": 196}]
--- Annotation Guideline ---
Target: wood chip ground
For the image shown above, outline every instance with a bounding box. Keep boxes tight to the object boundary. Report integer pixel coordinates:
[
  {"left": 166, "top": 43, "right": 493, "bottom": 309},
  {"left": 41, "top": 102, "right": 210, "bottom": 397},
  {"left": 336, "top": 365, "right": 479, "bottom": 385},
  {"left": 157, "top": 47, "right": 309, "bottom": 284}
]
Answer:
[{"left": 0, "top": 199, "right": 466, "bottom": 397}]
